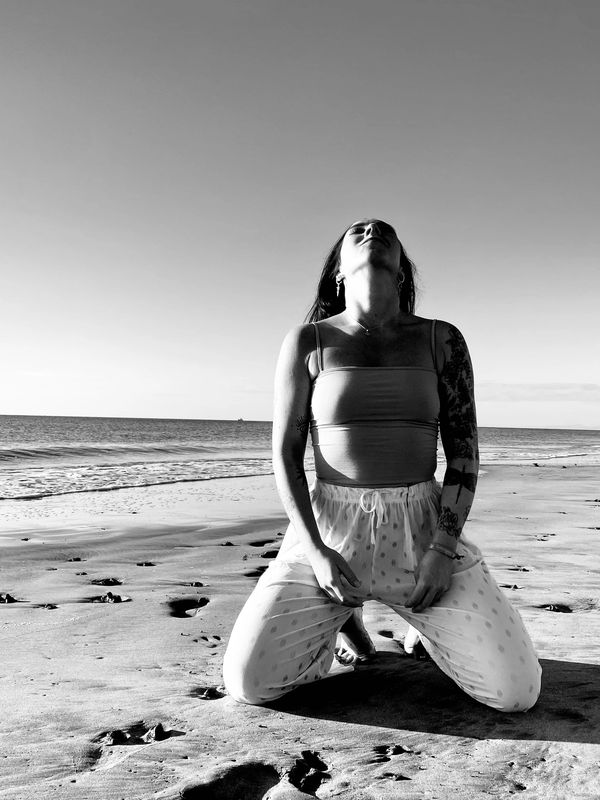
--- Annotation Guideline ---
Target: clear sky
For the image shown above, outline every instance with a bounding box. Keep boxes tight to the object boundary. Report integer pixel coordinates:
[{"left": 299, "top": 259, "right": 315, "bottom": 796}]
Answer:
[{"left": 1, "top": 0, "right": 599, "bottom": 428}]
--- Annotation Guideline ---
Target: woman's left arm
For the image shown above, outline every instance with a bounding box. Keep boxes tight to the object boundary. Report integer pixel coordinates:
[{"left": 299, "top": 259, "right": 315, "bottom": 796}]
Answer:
[
  {"left": 406, "top": 322, "right": 478, "bottom": 613},
  {"left": 433, "top": 322, "right": 479, "bottom": 548}
]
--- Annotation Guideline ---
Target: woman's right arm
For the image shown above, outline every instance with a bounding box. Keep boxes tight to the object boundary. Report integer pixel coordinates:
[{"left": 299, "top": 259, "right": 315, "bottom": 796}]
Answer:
[{"left": 272, "top": 324, "right": 360, "bottom": 605}]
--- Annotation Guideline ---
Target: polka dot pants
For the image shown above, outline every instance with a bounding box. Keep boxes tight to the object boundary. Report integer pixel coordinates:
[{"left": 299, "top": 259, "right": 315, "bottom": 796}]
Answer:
[{"left": 223, "top": 479, "right": 542, "bottom": 712}]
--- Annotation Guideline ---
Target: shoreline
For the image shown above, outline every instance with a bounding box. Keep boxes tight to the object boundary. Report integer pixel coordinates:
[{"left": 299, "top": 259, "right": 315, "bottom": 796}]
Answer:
[
  {"left": 2, "top": 464, "right": 600, "bottom": 798},
  {"left": 0, "top": 459, "right": 595, "bottom": 535}
]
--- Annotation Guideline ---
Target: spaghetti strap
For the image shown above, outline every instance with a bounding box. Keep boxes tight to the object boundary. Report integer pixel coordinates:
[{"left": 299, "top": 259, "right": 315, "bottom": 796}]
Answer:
[
  {"left": 312, "top": 322, "right": 323, "bottom": 373},
  {"left": 430, "top": 319, "right": 438, "bottom": 374}
]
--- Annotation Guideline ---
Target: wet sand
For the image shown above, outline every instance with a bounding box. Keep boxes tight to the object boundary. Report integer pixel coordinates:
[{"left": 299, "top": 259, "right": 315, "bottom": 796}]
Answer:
[{"left": 1, "top": 464, "right": 599, "bottom": 799}]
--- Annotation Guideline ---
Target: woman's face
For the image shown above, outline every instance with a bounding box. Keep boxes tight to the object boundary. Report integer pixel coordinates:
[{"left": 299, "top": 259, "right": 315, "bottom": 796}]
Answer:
[{"left": 338, "top": 218, "right": 401, "bottom": 277}]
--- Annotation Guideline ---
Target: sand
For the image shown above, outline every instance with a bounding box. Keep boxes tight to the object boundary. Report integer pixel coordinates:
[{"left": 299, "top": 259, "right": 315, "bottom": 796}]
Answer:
[{"left": 1, "top": 464, "right": 600, "bottom": 799}]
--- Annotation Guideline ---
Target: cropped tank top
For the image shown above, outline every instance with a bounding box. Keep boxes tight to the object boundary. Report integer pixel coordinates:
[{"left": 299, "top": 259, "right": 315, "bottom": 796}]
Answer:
[{"left": 310, "top": 320, "right": 440, "bottom": 487}]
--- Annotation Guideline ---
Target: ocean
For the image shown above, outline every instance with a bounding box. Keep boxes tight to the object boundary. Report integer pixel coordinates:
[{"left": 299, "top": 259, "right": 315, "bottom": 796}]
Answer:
[{"left": 1, "top": 415, "right": 599, "bottom": 502}]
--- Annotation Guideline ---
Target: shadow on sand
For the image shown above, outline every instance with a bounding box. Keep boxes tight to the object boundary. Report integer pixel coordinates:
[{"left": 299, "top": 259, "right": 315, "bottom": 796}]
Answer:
[{"left": 269, "top": 654, "right": 600, "bottom": 744}]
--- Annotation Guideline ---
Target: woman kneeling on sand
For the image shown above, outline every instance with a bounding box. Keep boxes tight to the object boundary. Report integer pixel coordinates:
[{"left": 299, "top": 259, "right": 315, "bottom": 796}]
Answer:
[{"left": 223, "top": 218, "right": 541, "bottom": 712}]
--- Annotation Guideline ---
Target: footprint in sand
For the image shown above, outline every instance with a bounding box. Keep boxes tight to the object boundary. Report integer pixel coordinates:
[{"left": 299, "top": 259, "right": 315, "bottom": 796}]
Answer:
[
  {"left": 167, "top": 597, "right": 210, "bottom": 617},
  {"left": 88, "top": 592, "right": 132, "bottom": 604},
  {"left": 180, "top": 763, "right": 279, "bottom": 800},
  {"left": 136, "top": 561, "right": 156, "bottom": 567},
  {"left": 187, "top": 581, "right": 204, "bottom": 587},
  {"left": 371, "top": 744, "right": 415, "bottom": 763},
  {"left": 248, "top": 539, "right": 277, "bottom": 547},
  {"left": 244, "top": 566, "right": 269, "bottom": 579},
  {"left": 507, "top": 565, "right": 530, "bottom": 572},
  {"left": 500, "top": 584, "right": 523, "bottom": 590},
  {"left": 79, "top": 721, "right": 183, "bottom": 772},
  {"left": 537, "top": 603, "right": 572, "bottom": 613},
  {"left": 190, "top": 685, "right": 227, "bottom": 700},
  {"left": 0, "top": 593, "right": 18, "bottom": 603},
  {"left": 90, "top": 577, "right": 123, "bottom": 586},
  {"left": 287, "top": 750, "right": 330, "bottom": 794},
  {"left": 193, "top": 634, "right": 222, "bottom": 648},
  {"left": 260, "top": 549, "right": 280, "bottom": 559}
]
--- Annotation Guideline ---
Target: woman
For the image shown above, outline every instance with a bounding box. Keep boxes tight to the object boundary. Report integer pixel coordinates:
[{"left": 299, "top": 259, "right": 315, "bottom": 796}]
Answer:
[{"left": 223, "top": 219, "right": 541, "bottom": 712}]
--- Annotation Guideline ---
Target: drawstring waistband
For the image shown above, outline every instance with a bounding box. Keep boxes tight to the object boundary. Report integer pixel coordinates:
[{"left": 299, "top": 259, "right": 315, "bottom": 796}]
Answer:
[
  {"left": 312, "top": 479, "right": 439, "bottom": 547},
  {"left": 359, "top": 489, "right": 391, "bottom": 545},
  {"left": 311, "top": 478, "right": 441, "bottom": 546},
  {"left": 314, "top": 478, "right": 438, "bottom": 503},
  {"left": 359, "top": 489, "right": 388, "bottom": 527}
]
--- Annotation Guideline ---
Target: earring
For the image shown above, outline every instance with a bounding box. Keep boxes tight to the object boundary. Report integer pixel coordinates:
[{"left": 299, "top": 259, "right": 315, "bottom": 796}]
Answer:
[
  {"left": 397, "top": 272, "right": 405, "bottom": 292},
  {"left": 335, "top": 273, "right": 345, "bottom": 297}
]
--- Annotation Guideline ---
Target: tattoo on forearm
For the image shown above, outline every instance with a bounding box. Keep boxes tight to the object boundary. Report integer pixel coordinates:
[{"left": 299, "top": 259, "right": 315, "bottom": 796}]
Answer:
[
  {"left": 446, "top": 465, "right": 478, "bottom": 502},
  {"left": 440, "top": 326, "right": 479, "bottom": 463},
  {"left": 296, "top": 415, "right": 309, "bottom": 436},
  {"left": 438, "top": 506, "right": 461, "bottom": 539}
]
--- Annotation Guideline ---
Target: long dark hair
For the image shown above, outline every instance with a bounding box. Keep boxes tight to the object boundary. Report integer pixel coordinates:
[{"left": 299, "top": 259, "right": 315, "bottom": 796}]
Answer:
[{"left": 305, "top": 223, "right": 418, "bottom": 322}]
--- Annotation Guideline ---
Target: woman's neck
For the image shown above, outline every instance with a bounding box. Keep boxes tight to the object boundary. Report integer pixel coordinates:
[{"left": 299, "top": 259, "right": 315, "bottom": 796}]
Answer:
[{"left": 344, "top": 287, "right": 400, "bottom": 327}]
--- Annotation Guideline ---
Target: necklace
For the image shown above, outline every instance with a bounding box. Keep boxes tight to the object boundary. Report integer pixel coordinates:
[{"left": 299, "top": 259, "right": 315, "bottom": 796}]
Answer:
[{"left": 345, "top": 311, "right": 388, "bottom": 336}]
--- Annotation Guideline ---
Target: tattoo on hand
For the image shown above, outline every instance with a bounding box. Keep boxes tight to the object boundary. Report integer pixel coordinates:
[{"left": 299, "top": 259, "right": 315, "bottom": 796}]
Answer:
[
  {"left": 446, "top": 465, "right": 478, "bottom": 502},
  {"left": 438, "top": 506, "right": 461, "bottom": 539}
]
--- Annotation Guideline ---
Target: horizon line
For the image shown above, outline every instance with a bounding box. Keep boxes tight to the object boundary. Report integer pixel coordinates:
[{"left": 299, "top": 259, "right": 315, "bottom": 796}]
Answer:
[{"left": 1, "top": 412, "right": 599, "bottom": 433}]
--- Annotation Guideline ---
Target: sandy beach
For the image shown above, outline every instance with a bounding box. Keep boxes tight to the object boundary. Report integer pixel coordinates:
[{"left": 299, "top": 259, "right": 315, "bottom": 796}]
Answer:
[{"left": 1, "top": 464, "right": 600, "bottom": 799}]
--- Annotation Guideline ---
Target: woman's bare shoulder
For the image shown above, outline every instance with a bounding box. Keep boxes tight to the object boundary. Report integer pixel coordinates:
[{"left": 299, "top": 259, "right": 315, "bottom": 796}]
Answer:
[
  {"left": 279, "top": 323, "right": 320, "bottom": 367},
  {"left": 410, "top": 314, "right": 456, "bottom": 329},
  {"left": 433, "top": 319, "right": 470, "bottom": 343}
]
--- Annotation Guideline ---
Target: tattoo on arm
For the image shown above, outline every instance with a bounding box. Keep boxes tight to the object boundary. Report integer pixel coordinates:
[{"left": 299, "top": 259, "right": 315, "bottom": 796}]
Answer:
[
  {"left": 445, "top": 465, "right": 478, "bottom": 502},
  {"left": 295, "top": 415, "right": 309, "bottom": 436},
  {"left": 439, "top": 325, "right": 479, "bottom": 464},
  {"left": 437, "top": 506, "right": 461, "bottom": 539}
]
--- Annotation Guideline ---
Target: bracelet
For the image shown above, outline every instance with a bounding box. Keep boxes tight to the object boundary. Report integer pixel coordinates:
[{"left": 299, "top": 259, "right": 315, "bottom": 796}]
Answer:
[{"left": 428, "top": 543, "right": 463, "bottom": 560}]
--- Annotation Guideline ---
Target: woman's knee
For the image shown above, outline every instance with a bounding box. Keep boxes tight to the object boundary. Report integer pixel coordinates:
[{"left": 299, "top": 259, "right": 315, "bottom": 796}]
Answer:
[
  {"left": 481, "top": 661, "right": 542, "bottom": 713},
  {"left": 222, "top": 642, "right": 273, "bottom": 705}
]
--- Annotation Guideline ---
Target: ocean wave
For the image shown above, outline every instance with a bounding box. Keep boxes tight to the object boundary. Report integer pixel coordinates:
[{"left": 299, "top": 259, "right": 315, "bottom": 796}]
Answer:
[
  {"left": 0, "top": 442, "right": 221, "bottom": 462},
  {"left": 0, "top": 454, "right": 281, "bottom": 501},
  {"left": 1, "top": 470, "right": 277, "bottom": 502}
]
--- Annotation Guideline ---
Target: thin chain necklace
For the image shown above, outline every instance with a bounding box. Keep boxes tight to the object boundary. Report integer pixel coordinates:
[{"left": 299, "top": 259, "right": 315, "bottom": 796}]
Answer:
[{"left": 345, "top": 311, "right": 390, "bottom": 336}]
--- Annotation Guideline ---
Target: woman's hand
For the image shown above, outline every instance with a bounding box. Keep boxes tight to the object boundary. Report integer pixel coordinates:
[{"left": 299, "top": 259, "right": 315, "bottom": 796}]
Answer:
[
  {"left": 308, "top": 545, "right": 362, "bottom": 606},
  {"left": 405, "top": 550, "right": 454, "bottom": 613}
]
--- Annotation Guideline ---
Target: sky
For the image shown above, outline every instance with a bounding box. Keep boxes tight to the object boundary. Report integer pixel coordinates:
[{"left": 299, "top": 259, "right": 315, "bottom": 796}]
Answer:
[{"left": 1, "top": 0, "right": 599, "bottom": 428}]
